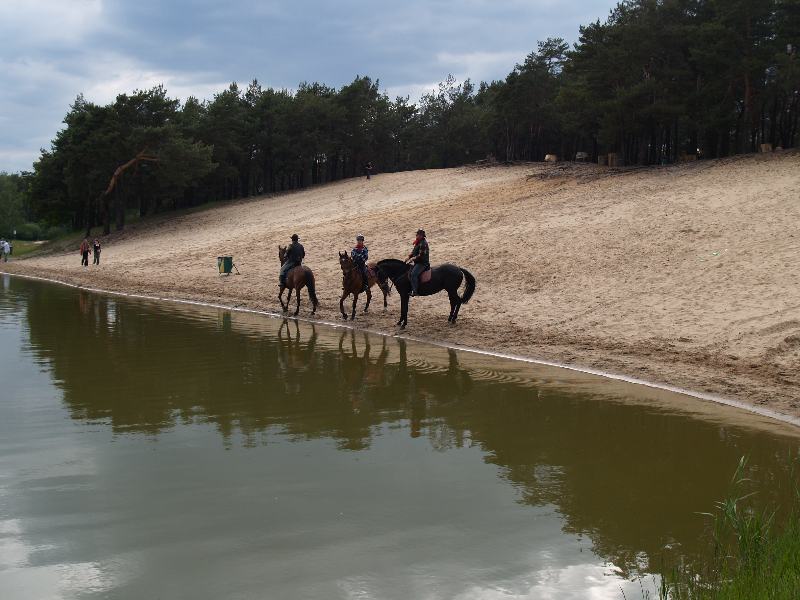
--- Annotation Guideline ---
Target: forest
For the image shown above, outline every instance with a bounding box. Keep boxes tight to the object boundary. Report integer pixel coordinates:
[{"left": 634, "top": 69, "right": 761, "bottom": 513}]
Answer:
[{"left": 1, "top": 0, "right": 797, "bottom": 237}]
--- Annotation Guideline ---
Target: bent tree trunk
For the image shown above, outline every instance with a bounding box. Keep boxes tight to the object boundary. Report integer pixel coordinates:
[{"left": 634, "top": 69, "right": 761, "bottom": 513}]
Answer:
[{"left": 87, "top": 149, "right": 158, "bottom": 237}]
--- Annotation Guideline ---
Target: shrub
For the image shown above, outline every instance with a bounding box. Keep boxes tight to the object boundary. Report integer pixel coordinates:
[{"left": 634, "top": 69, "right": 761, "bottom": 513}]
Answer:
[{"left": 14, "top": 222, "right": 42, "bottom": 240}]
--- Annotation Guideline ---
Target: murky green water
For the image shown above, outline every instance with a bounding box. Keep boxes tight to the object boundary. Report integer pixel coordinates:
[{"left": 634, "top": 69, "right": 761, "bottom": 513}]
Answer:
[{"left": 1, "top": 276, "right": 798, "bottom": 599}]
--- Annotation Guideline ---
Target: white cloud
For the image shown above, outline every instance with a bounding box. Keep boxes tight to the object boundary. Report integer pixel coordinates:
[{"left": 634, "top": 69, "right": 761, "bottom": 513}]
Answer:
[
  {"left": 0, "top": 0, "right": 105, "bottom": 46},
  {"left": 385, "top": 81, "right": 441, "bottom": 102},
  {"left": 436, "top": 50, "right": 526, "bottom": 82},
  {"left": 78, "top": 55, "right": 228, "bottom": 104},
  {"left": 0, "top": 0, "right": 615, "bottom": 172}
]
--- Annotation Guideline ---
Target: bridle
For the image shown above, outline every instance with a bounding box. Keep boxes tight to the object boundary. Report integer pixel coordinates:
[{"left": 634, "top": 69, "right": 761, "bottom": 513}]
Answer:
[{"left": 340, "top": 258, "right": 359, "bottom": 279}]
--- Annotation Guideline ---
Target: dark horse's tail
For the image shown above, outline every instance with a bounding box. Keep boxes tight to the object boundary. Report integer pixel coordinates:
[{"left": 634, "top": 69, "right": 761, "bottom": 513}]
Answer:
[
  {"left": 305, "top": 268, "right": 319, "bottom": 307},
  {"left": 459, "top": 268, "right": 476, "bottom": 304}
]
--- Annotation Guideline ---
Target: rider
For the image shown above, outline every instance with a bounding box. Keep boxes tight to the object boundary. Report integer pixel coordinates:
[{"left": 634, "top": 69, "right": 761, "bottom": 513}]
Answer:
[
  {"left": 279, "top": 233, "right": 305, "bottom": 286},
  {"left": 351, "top": 234, "right": 369, "bottom": 292},
  {"left": 407, "top": 229, "right": 429, "bottom": 296}
]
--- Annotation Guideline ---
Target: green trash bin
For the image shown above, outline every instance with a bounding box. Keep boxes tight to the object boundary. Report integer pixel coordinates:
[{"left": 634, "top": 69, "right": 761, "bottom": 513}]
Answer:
[{"left": 218, "top": 256, "right": 233, "bottom": 275}]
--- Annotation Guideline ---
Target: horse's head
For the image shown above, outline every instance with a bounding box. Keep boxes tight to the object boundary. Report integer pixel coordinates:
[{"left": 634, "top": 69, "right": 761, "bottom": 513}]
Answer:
[
  {"left": 338, "top": 251, "right": 352, "bottom": 272},
  {"left": 375, "top": 258, "right": 408, "bottom": 283},
  {"left": 278, "top": 245, "right": 287, "bottom": 265}
]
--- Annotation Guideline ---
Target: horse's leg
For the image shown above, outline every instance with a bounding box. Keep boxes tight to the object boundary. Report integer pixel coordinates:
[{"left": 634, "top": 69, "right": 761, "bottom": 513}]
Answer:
[
  {"left": 447, "top": 290, "right": 458, "bottom": 322},
  {"left": 452, "top": 301, "right": 463, "bottom": 322},
  {"left": 279, "top": 285, "right": 287, "bottom": 312},
  {"left": 363, "top": 288, "right": 372, "bottom": 313},
  {"left": 308, "top": 284, "right": 316, "bottom": 315},
  {"left": 447, "top": 290, "right": 459, "bottom": 323},
  {"left": 450, "top": 286, "right": 464, "bottom": 322},
  {"left": 286, "top": 288, "right": 293, "bottom": 313},
  {"left": 351, "top": 293, "right": 358, "bottom": 320},
  {"left": 340, "top": 291, "right": 348, "bottom": 320},
  {"left": 294, "top": 285, "right": 301, "bottom": 316},
  {"left": 398, "top": 294, "right": 409, "bottom": 328}
]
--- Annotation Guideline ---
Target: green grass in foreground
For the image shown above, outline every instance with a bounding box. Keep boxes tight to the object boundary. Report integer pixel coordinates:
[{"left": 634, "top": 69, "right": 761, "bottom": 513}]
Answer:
[
  {"left": 5, "top": 240, "right": 44, "bottom": 258},
  {"left": 655, "top": 457, "right": 800, "bottom": 600}
]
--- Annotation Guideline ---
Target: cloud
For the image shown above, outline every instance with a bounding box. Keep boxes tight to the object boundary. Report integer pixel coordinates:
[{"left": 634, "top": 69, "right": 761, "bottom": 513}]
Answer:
[
  {"left": 436, "top": 51, "right": 527, "bottom": 82},
  {"left": 0, "top": 0, "right": 105, "bottom": 46},
  {"left": 0, "top": 0, "right": 614, "bottom": 172}
]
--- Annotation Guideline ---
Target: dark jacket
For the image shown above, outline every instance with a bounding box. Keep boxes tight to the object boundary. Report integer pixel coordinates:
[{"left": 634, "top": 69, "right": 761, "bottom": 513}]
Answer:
[
  {"left": 351, "top": 245, "right": 368, "bottom": 265},
  {"left": 286, "top": 242, "right": 305, "bottom": 264},
  {"left": 411, "top": 238, "right": 429, "bottom": 266}
]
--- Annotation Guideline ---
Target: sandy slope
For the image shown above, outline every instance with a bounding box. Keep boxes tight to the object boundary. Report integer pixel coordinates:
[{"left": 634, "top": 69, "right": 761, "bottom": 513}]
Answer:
[{"left": 4, "top": 151, "right": 800, "bottom": 419}]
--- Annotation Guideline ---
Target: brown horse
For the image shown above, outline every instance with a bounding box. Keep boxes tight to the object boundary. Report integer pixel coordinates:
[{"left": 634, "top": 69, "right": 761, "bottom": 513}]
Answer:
[
  {"left": 338, "top": 251, "right": 390, "bottom": 320},
  {"left": 278, "top": 246, "right": 319, "bottom": 316}
]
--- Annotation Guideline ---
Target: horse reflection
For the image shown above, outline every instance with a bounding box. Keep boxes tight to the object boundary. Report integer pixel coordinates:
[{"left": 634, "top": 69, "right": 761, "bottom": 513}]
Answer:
[
  {"left": 338, "top": 330, "right": 389, "bottom": 412},
  {"left": 277, "top": 319, "right": 318, "bottom": 394}
]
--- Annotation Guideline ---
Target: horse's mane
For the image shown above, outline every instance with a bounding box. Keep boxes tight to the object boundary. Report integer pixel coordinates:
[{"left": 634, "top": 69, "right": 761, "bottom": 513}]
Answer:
[
  {"left": 376, "top": 258, "right": 407, "bottom": 269},
  {"left": 375, "top": 258, "right": 410, "bottom": 282}
]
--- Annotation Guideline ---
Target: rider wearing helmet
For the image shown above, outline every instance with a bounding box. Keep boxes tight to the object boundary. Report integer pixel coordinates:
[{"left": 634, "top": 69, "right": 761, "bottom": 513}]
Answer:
[
  {"left": 407, "top": 229, "right": 429, "bottom": 296},
  {"left": 280, "top": 233, "right": 305, "bottom": 286},
  {"left": 351, "top": 234, "right": 369, "bottom": 292}
]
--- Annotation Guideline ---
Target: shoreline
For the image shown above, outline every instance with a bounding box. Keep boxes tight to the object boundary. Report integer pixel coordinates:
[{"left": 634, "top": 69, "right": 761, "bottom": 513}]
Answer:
[
  {"left": 5, "top": 269, "right": 800, "bottom": 429},
  {"left": 3, "top": 155, "right": 798, "bottom": 426}
]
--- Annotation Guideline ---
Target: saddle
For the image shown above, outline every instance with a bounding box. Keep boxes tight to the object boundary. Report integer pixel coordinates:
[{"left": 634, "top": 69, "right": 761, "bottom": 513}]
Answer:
[{"left": 409, "top": 265, "right": 432, "bottom": 284}]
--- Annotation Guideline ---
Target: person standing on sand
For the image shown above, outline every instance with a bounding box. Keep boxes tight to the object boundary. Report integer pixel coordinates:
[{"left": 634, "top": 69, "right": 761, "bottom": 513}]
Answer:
[
  {"left": 406, "top": 229, "right": 429, "bottom": 297},
  {"left": 280, "top": 234, "right": 305, "bottom": 286},
  {"left": 1, "top": 239, "right": 9, "bottom": 262},
  {"left": 92, "top": 239, "right": 101, "bottom": 265},
  {"left": 80, "top": 238, "right": 90, "bottom": 267}
]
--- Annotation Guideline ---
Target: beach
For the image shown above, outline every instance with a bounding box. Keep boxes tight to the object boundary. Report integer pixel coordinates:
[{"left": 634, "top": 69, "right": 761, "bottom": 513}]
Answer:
[{"left": 4, "top": 151, "right": 799, "bottom": 420}]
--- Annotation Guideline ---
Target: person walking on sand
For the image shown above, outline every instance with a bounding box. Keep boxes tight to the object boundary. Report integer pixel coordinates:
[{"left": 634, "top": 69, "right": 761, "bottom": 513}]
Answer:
[
  {"left": 80, "top": 238, "right": 90, "bottom": 267},
  {"left": 279, "top": 234, "right": 305, "bottom": 287},
  {"left": 406, "top": 229, "right": 429, "bottom": 297},
  {"left": 92, "top": 239, "right": 101, "bottom": 265},
  {"left": 1, "top": 239, "right": 9, "bottom": 262},
  {"left": 351, "top": 234, "right": 369, "bottom": 292}
]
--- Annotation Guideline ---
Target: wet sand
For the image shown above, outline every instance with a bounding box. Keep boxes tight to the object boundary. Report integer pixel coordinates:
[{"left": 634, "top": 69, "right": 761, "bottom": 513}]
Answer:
[{"left": 4, "top": 151, "right": 800, "bottom": 421}]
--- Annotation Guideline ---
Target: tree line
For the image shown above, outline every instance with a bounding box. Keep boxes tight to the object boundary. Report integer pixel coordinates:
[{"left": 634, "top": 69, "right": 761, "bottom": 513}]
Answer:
[{"left": 1, "top": 0, "right": 797, "bottom": 238}]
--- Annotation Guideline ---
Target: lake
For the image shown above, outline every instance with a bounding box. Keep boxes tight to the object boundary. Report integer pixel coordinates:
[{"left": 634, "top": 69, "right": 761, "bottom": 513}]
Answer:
[{"left": 1, "top": 275, "right": 798, "bottom": 599}]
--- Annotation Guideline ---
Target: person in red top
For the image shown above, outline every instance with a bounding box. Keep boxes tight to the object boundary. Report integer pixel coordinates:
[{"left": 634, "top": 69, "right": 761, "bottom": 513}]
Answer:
[
  {"left": 406, "top": 229, "right": 430, "bottom": 296},
  {"left": 350, "top": 234, "right": 369, "bottom": 292},
  {"left": 79, "top": 238, "right": 90, "bottom": 267}
]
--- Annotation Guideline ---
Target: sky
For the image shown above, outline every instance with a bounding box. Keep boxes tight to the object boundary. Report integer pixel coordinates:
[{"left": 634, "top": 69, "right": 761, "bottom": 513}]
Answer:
[{"left": 0, "top": 0, "right": 613, "bottom": 173}]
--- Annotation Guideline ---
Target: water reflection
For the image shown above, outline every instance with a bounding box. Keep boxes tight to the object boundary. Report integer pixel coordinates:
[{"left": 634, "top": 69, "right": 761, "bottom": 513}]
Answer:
[{"left": 2, "top": 277, "right": 799, "bottom": 598}]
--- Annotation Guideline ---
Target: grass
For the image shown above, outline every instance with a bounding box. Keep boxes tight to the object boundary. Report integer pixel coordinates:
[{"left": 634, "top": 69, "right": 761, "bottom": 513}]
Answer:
[
  {"left": 655, "top": 456, "right": 800, "bottom": 599},
  {"left": 5, "top": 240, "right": 45, "bottom": 258}
]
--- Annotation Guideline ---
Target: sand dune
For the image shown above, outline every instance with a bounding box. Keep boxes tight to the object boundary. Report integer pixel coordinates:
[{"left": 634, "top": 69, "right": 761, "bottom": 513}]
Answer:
[{"left": 5, "top": 151, "right": 800, "bottom": 420}]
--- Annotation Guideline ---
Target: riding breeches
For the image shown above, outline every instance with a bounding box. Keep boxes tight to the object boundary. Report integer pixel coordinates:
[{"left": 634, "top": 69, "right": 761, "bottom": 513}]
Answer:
[
  {"left": 279, "top": 261, "right": 299, "bottom": 285},
  {"left": 410, "top": 263, "right": 427, "bottom": 294}
]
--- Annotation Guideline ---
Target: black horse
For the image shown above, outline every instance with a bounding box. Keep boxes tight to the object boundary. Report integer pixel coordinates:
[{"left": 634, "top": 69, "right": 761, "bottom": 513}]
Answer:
[{"left": 375, "top": 259, "right": 476, "bottom": 328}]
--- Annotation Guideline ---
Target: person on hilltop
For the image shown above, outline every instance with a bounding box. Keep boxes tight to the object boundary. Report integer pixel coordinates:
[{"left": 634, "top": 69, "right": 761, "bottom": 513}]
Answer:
[
  {"left": 406, "top": 229, "right": 430, "bottom": 297},
  {"left": 279, "top": 233, "right": 305, "bottom": 287},
  {"left": 92, "top": 239, "right": 102, "bottom": 265},
  {"left": 351, "top": 234, "right": 369, "bottom": 292},
  {"left": 79, "top": 238, "right": 90, "bottom": 267}
]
